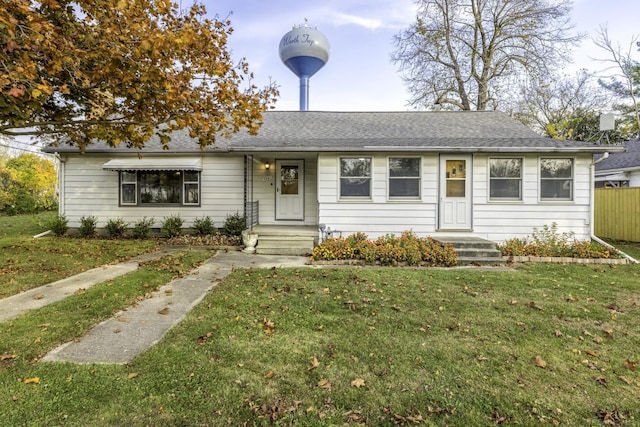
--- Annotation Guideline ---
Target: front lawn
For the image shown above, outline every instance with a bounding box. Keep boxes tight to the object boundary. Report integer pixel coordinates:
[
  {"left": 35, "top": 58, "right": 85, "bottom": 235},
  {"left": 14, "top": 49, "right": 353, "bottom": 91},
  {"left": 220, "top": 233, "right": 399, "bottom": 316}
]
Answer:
[
  {"left": 0, "top": 213, "right": 159, "bottom": 298},
  {"left": 2, "top": 263, "right": 639, "bottom": 426}
]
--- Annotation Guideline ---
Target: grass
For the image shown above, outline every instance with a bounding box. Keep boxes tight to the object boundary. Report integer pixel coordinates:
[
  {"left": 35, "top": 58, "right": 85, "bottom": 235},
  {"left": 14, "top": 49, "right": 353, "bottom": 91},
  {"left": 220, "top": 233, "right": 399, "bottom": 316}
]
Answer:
[
  {"left": 1, "top": 213, "right": 639, "bottom": 425},
  {"left": 0, "top": 213, "right": 159, "bottom": 298}
]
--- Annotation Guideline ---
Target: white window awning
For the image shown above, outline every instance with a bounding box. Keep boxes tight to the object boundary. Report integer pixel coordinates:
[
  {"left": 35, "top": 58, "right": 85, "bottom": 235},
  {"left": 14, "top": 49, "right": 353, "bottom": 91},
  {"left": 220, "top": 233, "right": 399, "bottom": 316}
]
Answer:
[{"left": 102, "top": 158, "right": 202, "bottom": 171}]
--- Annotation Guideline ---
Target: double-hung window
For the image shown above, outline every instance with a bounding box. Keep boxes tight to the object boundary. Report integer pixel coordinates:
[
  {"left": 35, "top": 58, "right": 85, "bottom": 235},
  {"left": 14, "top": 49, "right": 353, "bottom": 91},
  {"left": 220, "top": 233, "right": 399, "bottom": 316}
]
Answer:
[
  {"left": 540, "top": 158, "right": 573, "bottom": 201},
  {"left": 489, "top": 158, "right": 522, "bottom": 200},
  {"left": 340, "top": 157, "right": 371, "bottom": 198},
  {"left": 389, "top": 157, "right": 420, "bottom": 198},
  {"left": 119, "top": 170, "right": 201, "bottom": 206}
]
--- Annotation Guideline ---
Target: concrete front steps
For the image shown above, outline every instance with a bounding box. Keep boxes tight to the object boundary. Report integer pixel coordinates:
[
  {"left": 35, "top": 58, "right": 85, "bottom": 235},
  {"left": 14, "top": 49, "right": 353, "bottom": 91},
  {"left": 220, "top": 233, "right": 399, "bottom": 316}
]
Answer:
[
  {"left": 433, "top": 236, "right": 504, "bottom": 266},
  {"left": 253, "top": 225, "right": 318, "bottom": 256}
]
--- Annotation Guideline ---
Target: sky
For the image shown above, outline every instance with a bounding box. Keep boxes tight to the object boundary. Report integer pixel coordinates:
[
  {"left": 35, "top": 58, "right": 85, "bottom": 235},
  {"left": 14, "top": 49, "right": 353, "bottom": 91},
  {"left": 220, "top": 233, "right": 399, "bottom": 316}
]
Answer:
[{"left": 202, "top": 0, "right": 640, "bottom": 112}]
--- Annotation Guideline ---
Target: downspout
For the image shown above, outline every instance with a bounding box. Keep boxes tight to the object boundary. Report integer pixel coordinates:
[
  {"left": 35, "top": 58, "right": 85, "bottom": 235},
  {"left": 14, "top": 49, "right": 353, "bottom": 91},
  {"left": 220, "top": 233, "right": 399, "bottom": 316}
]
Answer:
[
  {"left": 590, "top": 153, "right": 638, "bottom": 263},
  {"left": 55, "top": 153, "right": 65, "bottom": 217}
]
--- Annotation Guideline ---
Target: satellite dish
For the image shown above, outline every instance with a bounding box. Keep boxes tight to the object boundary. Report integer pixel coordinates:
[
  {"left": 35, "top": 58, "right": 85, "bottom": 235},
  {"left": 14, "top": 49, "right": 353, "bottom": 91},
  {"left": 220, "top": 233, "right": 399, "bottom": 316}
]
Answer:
[{"left": 599, "top": 113, "right": 615, "bottom": 131}]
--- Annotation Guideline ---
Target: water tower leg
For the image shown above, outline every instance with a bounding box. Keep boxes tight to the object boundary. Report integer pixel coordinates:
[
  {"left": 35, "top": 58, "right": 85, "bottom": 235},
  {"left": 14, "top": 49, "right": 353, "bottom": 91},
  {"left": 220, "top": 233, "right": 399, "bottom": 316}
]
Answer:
[{"left": 299, "top": 76, "right": 310, "bottom": 111}]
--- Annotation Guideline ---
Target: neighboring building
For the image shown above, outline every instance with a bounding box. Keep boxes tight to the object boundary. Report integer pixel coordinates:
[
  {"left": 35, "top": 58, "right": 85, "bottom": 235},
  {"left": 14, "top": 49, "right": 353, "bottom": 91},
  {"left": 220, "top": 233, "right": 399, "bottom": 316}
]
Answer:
[
  {"left": 43, "top": 111, "right": 620, "bottom": 250},
  {"left": 595, "top": 139, "right": 640, "bottom": 188}
]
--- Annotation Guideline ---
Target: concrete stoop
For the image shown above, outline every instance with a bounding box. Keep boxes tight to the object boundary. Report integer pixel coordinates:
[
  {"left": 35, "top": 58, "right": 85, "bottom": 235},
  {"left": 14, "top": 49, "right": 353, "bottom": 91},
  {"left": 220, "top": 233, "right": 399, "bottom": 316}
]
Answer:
[
  {"left": 433, "top": 236, "right": 504, "bottom": 266},
  {"left": 253, "top": 225, "right": 317, "bottom": 256}
]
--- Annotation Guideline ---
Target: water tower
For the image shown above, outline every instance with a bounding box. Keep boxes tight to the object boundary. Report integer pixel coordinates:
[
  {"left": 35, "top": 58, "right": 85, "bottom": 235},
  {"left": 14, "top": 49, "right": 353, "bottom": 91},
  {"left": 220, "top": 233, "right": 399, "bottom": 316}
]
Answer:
[{"left": 279, "top": 20, "right": 330, "bottom": 111}]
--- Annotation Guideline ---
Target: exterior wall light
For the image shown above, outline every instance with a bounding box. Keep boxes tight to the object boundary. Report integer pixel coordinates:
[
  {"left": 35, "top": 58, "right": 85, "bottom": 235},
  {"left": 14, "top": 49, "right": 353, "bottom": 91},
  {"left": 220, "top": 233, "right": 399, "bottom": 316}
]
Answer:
[{"left": 265, "top": 162, "right": 271, "bottom": 170}]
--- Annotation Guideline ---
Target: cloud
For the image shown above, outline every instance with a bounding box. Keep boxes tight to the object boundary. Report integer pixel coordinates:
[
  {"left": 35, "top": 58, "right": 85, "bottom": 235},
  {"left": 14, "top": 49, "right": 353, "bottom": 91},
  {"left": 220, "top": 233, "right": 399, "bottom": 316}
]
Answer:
[{"left": 330, "top": 12, "right": 383, "bottom": 30}]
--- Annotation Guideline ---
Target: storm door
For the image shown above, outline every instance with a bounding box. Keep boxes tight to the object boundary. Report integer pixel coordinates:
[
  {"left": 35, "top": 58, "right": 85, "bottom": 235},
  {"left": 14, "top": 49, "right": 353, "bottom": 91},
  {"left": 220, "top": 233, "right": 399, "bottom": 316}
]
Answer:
[
  {"left": 439, "top": 155, "right": 472, "bottom": 230},
  {"left": 275, "top": 160, "right": 304, "bottom": 220}
]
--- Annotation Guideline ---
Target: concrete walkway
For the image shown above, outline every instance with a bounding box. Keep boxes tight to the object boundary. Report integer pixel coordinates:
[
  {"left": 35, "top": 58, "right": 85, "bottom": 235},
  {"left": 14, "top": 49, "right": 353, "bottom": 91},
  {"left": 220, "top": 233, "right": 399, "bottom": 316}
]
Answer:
[
  {"left": 40, "top": 250, "right": 312, "bottom": 364},
  {"left": 0, "top": 247, "right": 182, "bottom": 323}
]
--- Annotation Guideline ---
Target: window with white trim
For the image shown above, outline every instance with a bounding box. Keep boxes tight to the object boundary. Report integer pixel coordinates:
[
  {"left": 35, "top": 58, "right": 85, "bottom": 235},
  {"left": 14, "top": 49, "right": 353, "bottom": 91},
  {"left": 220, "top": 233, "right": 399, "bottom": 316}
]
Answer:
[
  {"left": 340, "top": 157, "right": 371, "bottom": 198},
  {"left": 119, "top": 170, "right": 201, "bottom": 206},
  {"left": 120, "top": 171, "right": 137, "bottom": 205},
  {"left": 540, "top": 158, "right": 573, "bottom": 201},
  {"left": 489, "top": 158, "right": 522, "bottom": 200},
  {"left": 389, "top": 157, "right": 420, "bottom": 198}
]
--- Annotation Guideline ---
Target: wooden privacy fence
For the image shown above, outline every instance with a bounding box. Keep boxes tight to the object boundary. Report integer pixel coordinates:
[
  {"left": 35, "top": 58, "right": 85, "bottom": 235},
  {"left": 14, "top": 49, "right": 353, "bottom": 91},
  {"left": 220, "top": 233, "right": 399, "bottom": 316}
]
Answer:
[{"left": 595, "top": 187, "right": 640, "bottom": 242}]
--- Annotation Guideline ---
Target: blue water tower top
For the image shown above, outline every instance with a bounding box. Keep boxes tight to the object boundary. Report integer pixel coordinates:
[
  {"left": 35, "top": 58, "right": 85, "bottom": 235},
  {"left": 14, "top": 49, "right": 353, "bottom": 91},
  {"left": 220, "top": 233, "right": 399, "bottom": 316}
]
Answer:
[{"left": 279, "top": 21, "right": 330, "bottom": 110}]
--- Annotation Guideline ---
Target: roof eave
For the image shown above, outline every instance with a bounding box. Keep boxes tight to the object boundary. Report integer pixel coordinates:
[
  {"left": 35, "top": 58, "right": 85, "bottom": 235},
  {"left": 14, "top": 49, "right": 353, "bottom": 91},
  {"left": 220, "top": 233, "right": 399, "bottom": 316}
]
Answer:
[{"left": 229, "top": 146, "right": 624, "bottom": 154}]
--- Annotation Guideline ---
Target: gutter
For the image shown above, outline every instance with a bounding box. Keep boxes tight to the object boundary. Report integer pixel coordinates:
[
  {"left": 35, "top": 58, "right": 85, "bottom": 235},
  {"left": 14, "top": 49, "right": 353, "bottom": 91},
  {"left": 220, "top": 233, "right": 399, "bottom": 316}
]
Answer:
[{"left": 590, "top": 153, "right": 638, "bottom": 263}]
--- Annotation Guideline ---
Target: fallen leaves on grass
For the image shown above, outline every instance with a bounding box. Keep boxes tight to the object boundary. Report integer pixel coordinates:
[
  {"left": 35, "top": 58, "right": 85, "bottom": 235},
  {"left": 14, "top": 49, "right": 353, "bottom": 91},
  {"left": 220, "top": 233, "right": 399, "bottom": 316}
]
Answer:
[
  {"left": 585, "top": 349, "right": 599, "bottom": 358},
  {"left": 1, "top": 353, "right": 16, "bottom": 361},
  {"left": 526, "top": 301, "right": 543, "bottom": 310},
  {"left": 597, "top": 408, "right": 626, "bottom": 425},
  {"left": 351, "top": 378, "right": 366, "bottom": 388},
  {"left": 317, "top": 379, "right": 332, "bottom": 390},
  {"left": 595, "top": 376, "right": 608, "bottom": 387},
  {"left": 532, "top": 355, "right": 547, "bottom": 368},
  {"left": 624, "top": 359, "right": 637, "bottom": 371},
  {"left": 260, "top": 318, "right": 275, "bottom": 335},
  {"left": 197, "top": 332, "right": 212, "bottom": 345},
  {"left": 128, "top": 372, "right": 138, "bottom": 379},
  {"left": 308, "top": 357, "right": 320, "bottom": 371},
  {"left": 23, "top": 377, "right": 40, "bottom": 384}
]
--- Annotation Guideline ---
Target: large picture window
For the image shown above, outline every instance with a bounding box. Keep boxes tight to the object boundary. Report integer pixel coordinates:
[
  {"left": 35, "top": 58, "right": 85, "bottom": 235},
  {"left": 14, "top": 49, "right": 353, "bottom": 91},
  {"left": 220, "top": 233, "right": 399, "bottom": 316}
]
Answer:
[
  {"left": 120, "top": 170, "right": 201, "bottom": 206},
  {"left": 340, "top": 157, "right": 371, "bottom": 198},
  {"left": 489, "top": 158, "right": 522, "bottom": 200},
  {"left": 389, "top": 157, "right": 420, "bottom": 198},
  {"left": 540, "top": 158, "right": 573, "bottom": 201}
]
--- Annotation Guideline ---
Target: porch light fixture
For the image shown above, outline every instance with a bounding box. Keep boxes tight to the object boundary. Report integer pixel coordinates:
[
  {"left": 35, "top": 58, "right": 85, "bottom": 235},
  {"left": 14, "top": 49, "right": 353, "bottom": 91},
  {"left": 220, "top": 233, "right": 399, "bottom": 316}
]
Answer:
[{"left": 265, "top": 161, "right": 271, "bottom": 170}]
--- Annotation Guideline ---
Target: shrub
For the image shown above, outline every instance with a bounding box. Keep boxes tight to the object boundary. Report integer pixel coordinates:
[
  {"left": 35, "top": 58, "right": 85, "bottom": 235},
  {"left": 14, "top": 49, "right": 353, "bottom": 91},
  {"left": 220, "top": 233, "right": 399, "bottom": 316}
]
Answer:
[
  {"left": 497, "top": 223, "right": 622, "bottom": 259},
  {"left": 223, "top": 212, "right": 245, "bottom": 236},
  {"left": 132, "top": 217, "right": 155, "bottom": 239},
  {"left": 311, "top": 237, "right": 356, "bottom": 261},
  {"left": 78, "top": 215, "right": 97, "bottom": 237},
  {"left": 311, "top": 231, "right": 458, "bottom": 267},
  {"left": 105, "top": 218, "right": 128, "bottom": 238},
  {"left": 192, "top": 216, "right": 215, "bottom": 236},
  {"left": 47, "top": 214, "right": 68, "bottom": 236},
  {"left": 162, "top": 215, "right": 183, "bottom": 238}
]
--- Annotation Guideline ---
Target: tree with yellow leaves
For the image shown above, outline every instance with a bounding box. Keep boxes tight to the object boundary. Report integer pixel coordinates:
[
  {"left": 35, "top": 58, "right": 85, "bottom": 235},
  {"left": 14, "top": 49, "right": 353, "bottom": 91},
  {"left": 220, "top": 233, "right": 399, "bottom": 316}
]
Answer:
[{"left": 0, "top": 0, "right": 278, "bottom": 150}]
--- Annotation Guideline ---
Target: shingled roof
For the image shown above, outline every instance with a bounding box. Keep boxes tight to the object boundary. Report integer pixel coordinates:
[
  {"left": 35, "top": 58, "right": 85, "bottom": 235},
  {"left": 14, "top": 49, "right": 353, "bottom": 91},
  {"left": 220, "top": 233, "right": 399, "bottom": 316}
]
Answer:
[
  {"left": 595, "top": 140, "right": 640, "bottom": 172},
  {"left": 44, "top": 111, "right": 619, "bottom": 154}
]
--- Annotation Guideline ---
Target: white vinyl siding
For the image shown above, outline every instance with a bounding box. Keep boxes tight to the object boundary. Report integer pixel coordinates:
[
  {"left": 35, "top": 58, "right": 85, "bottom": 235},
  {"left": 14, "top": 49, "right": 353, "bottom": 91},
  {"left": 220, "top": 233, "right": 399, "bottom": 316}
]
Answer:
[
  {"left": 319, "top": 153, "right": 593, "bottom": 242},
  {"left": 59, "top": 155, "right": 244, "bottom": 228},
  {"left": 319, "top": 153, "right": 437, "bottom": 236},
  {"left": 250, "top": 154, "right": 318, "bottom": 226}
]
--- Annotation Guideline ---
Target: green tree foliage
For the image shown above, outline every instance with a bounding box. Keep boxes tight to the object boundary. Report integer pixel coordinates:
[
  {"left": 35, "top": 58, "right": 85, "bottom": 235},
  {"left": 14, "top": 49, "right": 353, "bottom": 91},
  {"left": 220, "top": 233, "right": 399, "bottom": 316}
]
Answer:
[
  {"left": 392, "top": 0, "right": 582, "bottom": 111},
  {"left": 0, "top": 0, "right": 278, "bottom": 151},
  {"left": 512, "top": 71, "right": 624, "bottom": 142},
  {"left": 0, "top": 153, "right": 57, "bottom": 214}
]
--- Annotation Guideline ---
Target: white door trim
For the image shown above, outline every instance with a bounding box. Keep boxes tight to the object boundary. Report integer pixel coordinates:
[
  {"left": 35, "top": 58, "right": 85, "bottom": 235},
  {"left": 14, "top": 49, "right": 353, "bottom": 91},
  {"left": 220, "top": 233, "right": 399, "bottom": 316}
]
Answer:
[
  {"left": 275, "top": 159, "right": 304, "bottom": 221},
  {"left": 439, "top": 155, "right": 472, "bottom": 230}
]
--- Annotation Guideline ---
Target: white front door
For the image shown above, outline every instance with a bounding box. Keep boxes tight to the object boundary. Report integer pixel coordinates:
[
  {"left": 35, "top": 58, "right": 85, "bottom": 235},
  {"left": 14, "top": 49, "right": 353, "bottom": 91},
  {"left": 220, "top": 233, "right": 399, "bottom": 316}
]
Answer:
[
  {"left": 276, "top": 160, "right": 304, "bottom": 220},
  {"left": 439, "top": 155, "right": 472, "bottom": 230}
]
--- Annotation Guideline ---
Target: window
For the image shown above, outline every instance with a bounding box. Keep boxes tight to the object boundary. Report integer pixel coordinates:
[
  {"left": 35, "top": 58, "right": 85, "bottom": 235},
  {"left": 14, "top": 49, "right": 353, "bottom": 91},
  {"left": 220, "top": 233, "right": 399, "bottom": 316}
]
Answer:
[
  {"left": 120, "top": 172, "right": 137, "bottom": 205},
  {"left": 489, "top": 158, "right": 522, "bottom": 200},
  {"left": 540, "top": 158, "right": 573, "bottom": 200},
  {"left": 389, "top": 157, "right": 420, "bottom": 198},
  {"left": 340, "top": 157, "right": 371, "bottom": 198},
  {"left": 119, "top": 170, "right": 201, "bottom": 206},
  {"left": 183, "top": 171, "right": 200, "bottom": 205}
]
